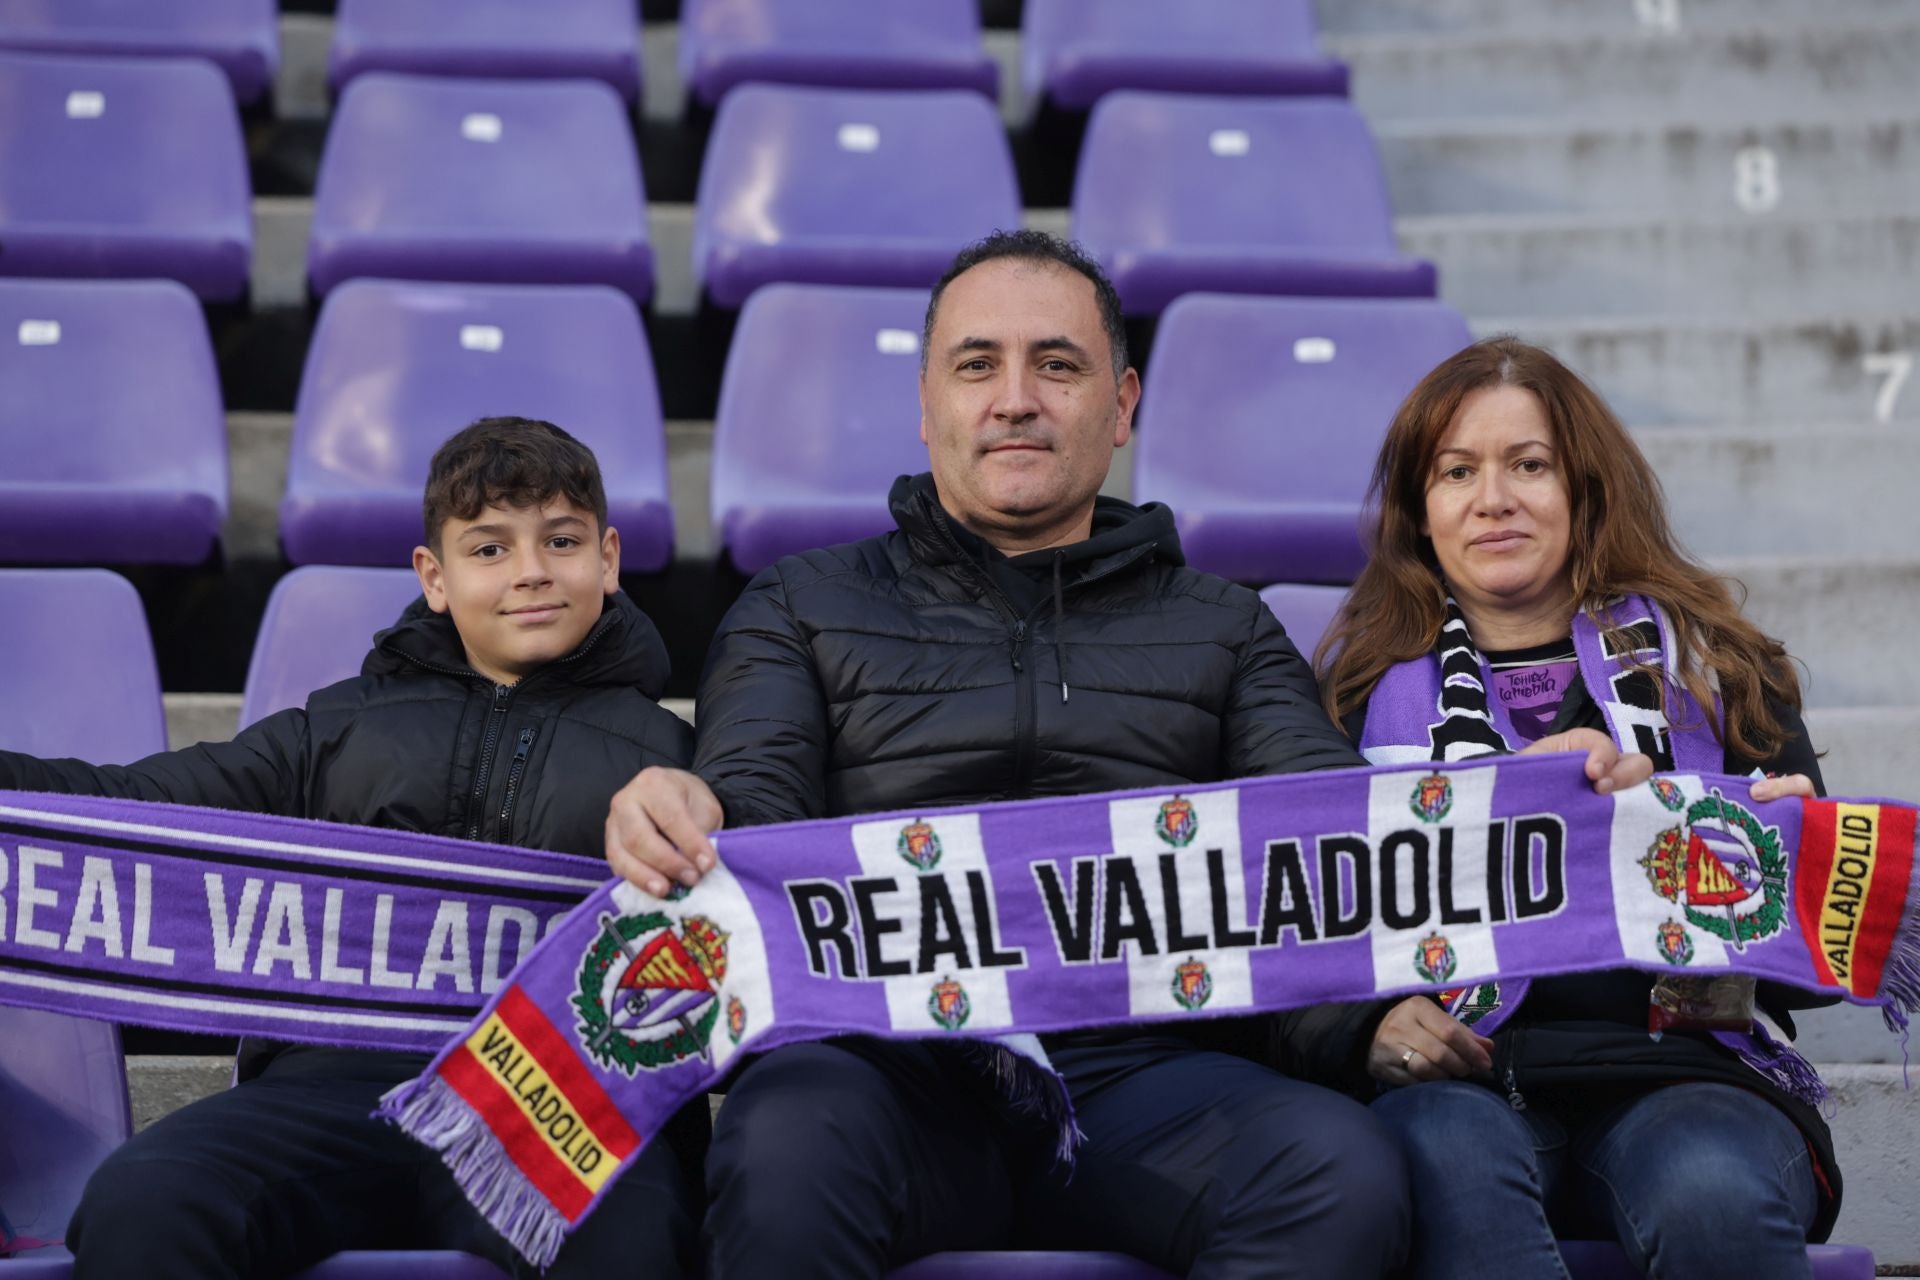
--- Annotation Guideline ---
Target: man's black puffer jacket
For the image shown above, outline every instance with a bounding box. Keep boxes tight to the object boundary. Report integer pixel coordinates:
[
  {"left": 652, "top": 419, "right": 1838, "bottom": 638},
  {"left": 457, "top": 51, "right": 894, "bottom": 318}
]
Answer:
[
  {"left": 693, "top": 473, "right": 1361, "bottom": 826},
  {"left": 0, "top": 591, "right": 690, "bottom": 855}
]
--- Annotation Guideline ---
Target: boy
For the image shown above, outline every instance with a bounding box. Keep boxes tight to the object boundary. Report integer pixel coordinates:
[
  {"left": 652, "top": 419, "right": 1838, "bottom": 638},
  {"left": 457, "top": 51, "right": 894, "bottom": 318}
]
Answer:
[{"left": 0, "top": 418, "right": 698, "bottom": 1279}]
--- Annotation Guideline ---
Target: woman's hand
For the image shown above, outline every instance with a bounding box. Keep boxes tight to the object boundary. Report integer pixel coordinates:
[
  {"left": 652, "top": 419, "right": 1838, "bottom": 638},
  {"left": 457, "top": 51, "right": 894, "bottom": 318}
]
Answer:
[
  {"left": 1367, "top": 996, "right": 1496, "bottom": 1086},
  {"left": 1519, "top": 727, "right": 1654, "bottom": 794},
  {"left": 1750, "top": 773, "right": 1817, "bottom": 802}
]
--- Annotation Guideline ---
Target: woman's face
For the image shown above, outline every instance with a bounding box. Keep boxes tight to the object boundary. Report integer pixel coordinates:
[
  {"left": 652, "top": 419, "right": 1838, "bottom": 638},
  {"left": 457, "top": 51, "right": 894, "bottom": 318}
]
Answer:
[{"left": 1421, "top": 385, "right": 1574, "bottom": 625}]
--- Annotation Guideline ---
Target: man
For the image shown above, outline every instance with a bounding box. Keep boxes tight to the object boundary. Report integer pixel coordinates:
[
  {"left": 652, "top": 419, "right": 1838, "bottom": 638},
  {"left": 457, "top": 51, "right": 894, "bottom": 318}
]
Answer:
[{"left": 607, "top": 231, "right": 1412, "bottom": 1277}]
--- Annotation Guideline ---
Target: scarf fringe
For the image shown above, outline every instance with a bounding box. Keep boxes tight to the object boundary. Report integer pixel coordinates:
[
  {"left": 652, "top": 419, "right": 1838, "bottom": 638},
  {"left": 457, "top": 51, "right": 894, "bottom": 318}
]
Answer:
[
  {"left": 957, "top": 1038, "right": 1083, "bottom": 1165},
  {"left": 378, "top": 1076, "right": 568, "bottom": 1271},
  {"left": 1720, "top": 1024, "right": 1830, "bottom": 1111}
]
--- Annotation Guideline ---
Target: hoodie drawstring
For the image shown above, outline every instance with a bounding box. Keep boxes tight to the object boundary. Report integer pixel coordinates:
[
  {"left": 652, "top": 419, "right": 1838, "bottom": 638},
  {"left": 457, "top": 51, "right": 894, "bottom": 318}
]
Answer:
[{"left": 1052, "top": 550, "right": 1069, "bottom": 704}]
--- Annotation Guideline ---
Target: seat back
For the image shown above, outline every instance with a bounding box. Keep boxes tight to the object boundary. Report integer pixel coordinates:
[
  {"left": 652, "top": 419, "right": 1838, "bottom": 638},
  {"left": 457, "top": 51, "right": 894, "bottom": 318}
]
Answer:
[
  {"left": 679, "top": 0, "right": 996, "bottom": 107},
  {"left": 281, "top": 280, "right": 671, "bottom": 570},
  {"left": 1134, "top": 294, "right": 1473, "bottom": 583},
  {"left": 0, "top": 1009, "right": 132, "bottom": 1257},
  {"left": 329, "top": 0, "right": 640, "bottom": 102},
  {"left": 0, "top": 278, "right": 228, "bottom": 566},
  {"left": 309, "top": 73, "right": 651, "bottom": 302},
  {"left": 694, "top": 84, "right": 1020, "bottom": 307},
  {"left": 0, "top": 0, "right": 279, "bottom": 105},
  {"left": 0, "top": 52, "right": 251, "bottom": 301},
  {"left": 1022, "top": 0, "right": 1344, "bottom": 108},
  {"left": 1074, "top": 94, "right": 1432, "bottom": 312},
  {"left": 0, "top": 569, "right": 167, "bottom": 764},
  {"left": 1257, "top": 584, "right": 1349, "bottom": 663},
  {"left": 712, "top": 284, "right": 931, "bottom": 573},
  {"left": 240, "top": 567, "right": 427, "bottom": 729}
]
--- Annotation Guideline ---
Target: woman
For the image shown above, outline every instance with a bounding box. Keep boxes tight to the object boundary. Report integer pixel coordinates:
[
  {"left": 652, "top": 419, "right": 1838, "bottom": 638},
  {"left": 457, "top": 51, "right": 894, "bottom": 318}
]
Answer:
[{"left": 1315, "top": 337, "right": 1837, "bottom": 1280}]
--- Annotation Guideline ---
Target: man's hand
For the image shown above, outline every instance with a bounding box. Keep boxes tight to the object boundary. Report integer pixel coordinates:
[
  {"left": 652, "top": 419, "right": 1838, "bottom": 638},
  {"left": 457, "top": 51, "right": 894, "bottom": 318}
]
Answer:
[
  {"left": 1367, "top": 996, "right": 1496, "bottom": 1086},
  {"left": 1750, "top": 773, "right": 1817, "bottom": 802},
  {"left": 605, "top": 767, "right": 724, "bottom": 896},
  {"left": 1520, "top": 727, "right": 1653, "bottom": 794}
]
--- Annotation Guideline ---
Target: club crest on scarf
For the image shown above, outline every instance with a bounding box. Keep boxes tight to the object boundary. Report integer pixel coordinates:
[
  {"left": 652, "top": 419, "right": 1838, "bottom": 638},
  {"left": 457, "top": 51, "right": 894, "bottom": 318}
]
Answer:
[
  {"left": 1440, "top": 982, "right": 1502, "bottom": 1026},
  {"left": 928, "top": 975, "right": 971, "bottom": 1030},
  {"left": 1651, "top": 778, "right": 1687, "bottom": 813},
  {"left": 575, "top": 912, "right": 731, "bottom": 1075},
  {"left": 1171, "top": 956, "right": 1214, "bottom": 1010},
  {"left": 897, "top": 819, "right": 943, "bottom": 872},
  {"left": 1639, "top": 789, "right": 1788, "bottom": 948},
  {"left": 1411, "top": 774, "right": 1454, "bottom": 824},
  {"left": 725, "top": 995, "right": 747, "bottom": 1045},
  {"left": 1156, "top": 796, "right": 1198, "bottom": 848},
  {"left": 1415, "top": 932, "right": 1459, "bottom": 984},
  {"left": 1656, "top": 918, "right": 1696, "bottom": 966}
]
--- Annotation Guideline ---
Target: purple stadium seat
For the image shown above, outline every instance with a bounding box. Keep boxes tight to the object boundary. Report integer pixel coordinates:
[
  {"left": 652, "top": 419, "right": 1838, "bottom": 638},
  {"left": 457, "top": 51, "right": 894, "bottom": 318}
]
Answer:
[
  {"left": 0, "top": 1009, "right": 131, "bottom": 1264},
  {"left": 0, "top": 569, "right": 165, "bottom": 764},
  {"left": 890, "top": 1255, "right": 1174, "bottom": 1279},
  {"left": 308, "top": 74, "right": 652, "bottom": 303},
  {"left": 239, "top": 567, "right": 424, "bottom": 728},
  {"left": 1023, "top": 0, "right": 1346, "bottom": 109},
  {"left": 1133, "top": 294, "right": 1472, "bottom": 584},
  {"left": 712, "top": 284, "right": 930, "bottom": 573},
  {"left": 694, "top": 84, "right": 1020, "bottom": 308},
  {"left": 1073, "top": 94, "right": 1435, "bottom": 316},
  {"left": 0, "top": 0, "right": 278, "bottom": 106},
  {"left": 0, "top": 52, "right": 251, "bottom": 302},
  {"left": 0, "top": 279, "right": 228, "bottom": 566},
  {"left": 680, "top": 0, "right": 997, "bottom": 108},
  {"left": 282, "top": 280, "right": 672, "bottom": 570},
  {"left": 292, "top": 1253, "right": 508, "bottom": 1279},
  {"left": 329, "top": 0, "right": 641, "bottom": 104},
  {"left": 1257, "top": 583, "right": 1348, "bottom": 661},
  {"left": 1559, "top": 1241, "right": 1875, "bottom": 1279}
]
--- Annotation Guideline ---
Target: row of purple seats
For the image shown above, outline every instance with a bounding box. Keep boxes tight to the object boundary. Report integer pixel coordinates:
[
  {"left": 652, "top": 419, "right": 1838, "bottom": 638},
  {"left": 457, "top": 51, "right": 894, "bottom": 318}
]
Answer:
[
  {"left": 304, "top": 75, "right": 1419, "bottom": 316},
  {"left": 330, "top": 0, "right": 643, "bottom": 104},
  {"left": 0, "top": 0, "right": 277, "bottom": 105}
]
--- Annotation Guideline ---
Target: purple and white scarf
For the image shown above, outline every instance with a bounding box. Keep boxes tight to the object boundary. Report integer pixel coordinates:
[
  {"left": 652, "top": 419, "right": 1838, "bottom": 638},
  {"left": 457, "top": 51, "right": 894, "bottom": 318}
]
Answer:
[
  {"left": 5, "top": 755, "right": 1916, "bottom": 1268},
  {"left": 1355, "top": 593, "right": 1822, "bottom": 1094}
]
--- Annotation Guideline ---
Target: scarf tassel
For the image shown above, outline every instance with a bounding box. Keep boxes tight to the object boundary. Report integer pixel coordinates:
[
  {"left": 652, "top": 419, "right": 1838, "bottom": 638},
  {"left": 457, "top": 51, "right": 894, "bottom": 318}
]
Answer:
[
  {"left": 1718, "top": 1023, "right": 1831, "bottom": 1111},
  {"left": 956, "top": 1039, "right": 1083, "bottom": 1166},
  {"left": 377, "top": 1077, "right": 569, "bottom": 1271}
]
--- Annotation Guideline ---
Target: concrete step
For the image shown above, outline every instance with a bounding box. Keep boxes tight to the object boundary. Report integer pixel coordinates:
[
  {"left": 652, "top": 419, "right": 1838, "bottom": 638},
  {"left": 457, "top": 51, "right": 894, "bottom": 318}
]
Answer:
[
  {"left": 1316, "top": 0, "right": 1920, "bottom": 37},
  {"left": 1634, "top": 425, "right": 1920, "bottom": 559},
  {"left": 1327, "top": 21, "right": 1920, "bottom": 122},
  {"left": 1716, "top": 557, "right": 1920, "bottom": 710},
  {"left": 1399, "top": 211, "right": 1920, "bottom": 319},
  {"left": 1480, "top": 313, "right": 1920, "bottom": 426},
  {"left": 1377, "top": 114, "right": 1920, "bottom": 218}
]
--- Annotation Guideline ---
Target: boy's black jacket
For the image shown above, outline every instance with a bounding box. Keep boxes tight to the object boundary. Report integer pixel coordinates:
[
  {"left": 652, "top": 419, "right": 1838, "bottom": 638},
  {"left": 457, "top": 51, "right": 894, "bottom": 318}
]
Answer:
[
  {"left": 0, "top": 591, "right": 691, "bottom": 1072},
  {"left": 0, "top": 591, "right": 689, "bottom": 853}
]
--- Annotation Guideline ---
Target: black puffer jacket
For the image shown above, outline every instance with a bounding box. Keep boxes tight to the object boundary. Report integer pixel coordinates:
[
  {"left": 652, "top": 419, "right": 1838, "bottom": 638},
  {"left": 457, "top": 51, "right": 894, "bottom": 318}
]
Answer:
[
  {"left": 0, "top": 591, "right": 689, "bottom": 852},
  {"left": 0, "top": 592, "right": 692, "bottom": 1074},
  {"left": 692, "top": 473, "right": 1361, "bottom": 825}
]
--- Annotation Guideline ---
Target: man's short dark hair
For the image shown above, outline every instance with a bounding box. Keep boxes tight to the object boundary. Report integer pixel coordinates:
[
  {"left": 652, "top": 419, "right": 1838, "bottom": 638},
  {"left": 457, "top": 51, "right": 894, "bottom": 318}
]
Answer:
[
  {"left": 921, "top": 229, "right": 1129, "bottom": 381},
  {"left": 422, "top": 417, "right": 609, "bottom": 552}
]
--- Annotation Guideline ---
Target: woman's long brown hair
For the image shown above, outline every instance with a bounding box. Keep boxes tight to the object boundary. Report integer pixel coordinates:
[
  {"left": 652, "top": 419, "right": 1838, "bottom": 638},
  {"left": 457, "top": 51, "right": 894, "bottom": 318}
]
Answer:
[{"left": 1317, "top": 336, "right": 1802, "bottom": 761}]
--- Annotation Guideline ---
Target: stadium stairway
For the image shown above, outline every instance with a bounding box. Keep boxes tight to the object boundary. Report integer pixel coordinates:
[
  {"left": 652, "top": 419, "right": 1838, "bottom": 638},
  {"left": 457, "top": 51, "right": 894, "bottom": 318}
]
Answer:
[{"left": 118, "top": 2, "right": 1920, "bottom": 1268}]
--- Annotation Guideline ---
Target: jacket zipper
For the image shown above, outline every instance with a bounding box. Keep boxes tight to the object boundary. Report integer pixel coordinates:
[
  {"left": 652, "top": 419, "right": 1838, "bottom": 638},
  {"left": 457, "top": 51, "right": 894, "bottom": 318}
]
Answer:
[
  {"left": 1011, "top": 619, "right": 1035, "bottom": 796},
  {"left": 466, "top": 683, "right": 516, "bottom": 840},
  {"left": 1502, "top": 1026, "right": 1528, "bottom": 1111},
  {"left": 497, "top": 728, "right": 537, "bottom": 838}
]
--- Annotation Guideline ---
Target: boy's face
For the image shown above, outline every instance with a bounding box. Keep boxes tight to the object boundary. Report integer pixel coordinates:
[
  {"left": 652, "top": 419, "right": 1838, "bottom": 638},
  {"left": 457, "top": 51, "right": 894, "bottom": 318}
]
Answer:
[{"left": 413, "top": 498, "right": 620, "bottom": 686}]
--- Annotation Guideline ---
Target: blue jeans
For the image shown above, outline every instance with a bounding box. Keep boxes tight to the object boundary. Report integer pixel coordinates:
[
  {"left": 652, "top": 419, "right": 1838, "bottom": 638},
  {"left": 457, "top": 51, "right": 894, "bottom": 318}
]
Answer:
[{"left": 1372, "top": 1080, "right": 1819, "bottom": 1280}]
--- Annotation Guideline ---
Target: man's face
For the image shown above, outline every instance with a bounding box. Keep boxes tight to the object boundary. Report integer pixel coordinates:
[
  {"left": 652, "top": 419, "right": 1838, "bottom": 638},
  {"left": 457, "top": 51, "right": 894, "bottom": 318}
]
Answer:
[
  {"left": 920, "top": 259, "right": 1140, "bottom": 551},
  {"left": 413, "top": 497, "right": 620, "bottom": 686}
]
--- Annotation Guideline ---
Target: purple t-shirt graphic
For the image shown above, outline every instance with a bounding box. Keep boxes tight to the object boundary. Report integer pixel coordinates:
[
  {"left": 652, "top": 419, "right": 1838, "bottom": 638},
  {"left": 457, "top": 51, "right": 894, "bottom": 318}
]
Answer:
[{"left": 1485, "top": 638, "right": 1578, "bottom": 744}]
